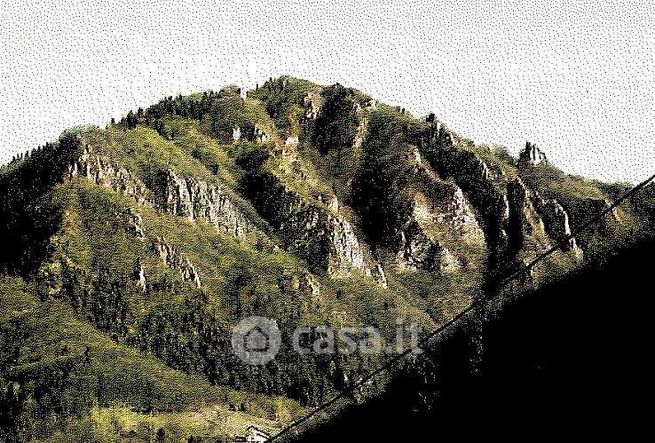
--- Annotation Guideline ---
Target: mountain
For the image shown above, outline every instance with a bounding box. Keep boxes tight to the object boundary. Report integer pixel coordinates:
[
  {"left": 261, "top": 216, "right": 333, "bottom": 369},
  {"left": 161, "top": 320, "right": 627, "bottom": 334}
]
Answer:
[
  {"left": 280, "top": 235, "right": 655, "bottom": 441},
  {"left": 1, "top": 75, "right": 653, "bottom": 442}
]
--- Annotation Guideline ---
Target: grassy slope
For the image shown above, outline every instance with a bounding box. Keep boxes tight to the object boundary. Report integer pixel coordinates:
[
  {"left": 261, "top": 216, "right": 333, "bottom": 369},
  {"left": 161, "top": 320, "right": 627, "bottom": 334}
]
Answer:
[
  {"left": 246, "top": 79, "right": 641, "bottom": 319},
  {"left": 518, "top": 162, "right": 647, "bottom": 260},
  {"left": 80, "top": 124, "right": 271, "bottom": 237},
  {"left": 2, "top": 76, "right": 653, "bottom": 441},
  {"left": 31, "top": 121, "right": 431, "bottom": 404},
  {"left": 0, "top": 278, "right": 304, "bottom": 442},
  {"left": 142, "top": 101, "right": 431, "bottom": 333},
  {"left": 248, "top": 76, "right": 322, "bottom": 137},
  {"left": 54, "top": 171, "right": 418, "bottom": 334},
  {"left": 51, "top": 178, "right": 306, "bottom": 324},
  {"left": 242, "top": 90, "right": 467, "bottom": 325}
]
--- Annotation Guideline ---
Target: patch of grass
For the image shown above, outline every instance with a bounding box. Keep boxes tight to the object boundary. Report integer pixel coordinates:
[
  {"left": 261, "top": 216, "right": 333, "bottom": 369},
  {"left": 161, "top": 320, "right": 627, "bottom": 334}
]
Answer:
[
  {"left": 162, "top": 117, "right": 241, "bottom": 189},
  {"left": 1, "top": 277, "right": 305, "bottom": 441},
  {"left": 207, "top": 91, "right": 280, "bottom": 144},
  {"left": 520, "top": 163, "right": 606, "bottom": 202},
  {"left": 248, "top": 76, "right": 321, "bottom": 135},
  {"left": 470, "top": 144, "right": 518, "bottom": 178}
]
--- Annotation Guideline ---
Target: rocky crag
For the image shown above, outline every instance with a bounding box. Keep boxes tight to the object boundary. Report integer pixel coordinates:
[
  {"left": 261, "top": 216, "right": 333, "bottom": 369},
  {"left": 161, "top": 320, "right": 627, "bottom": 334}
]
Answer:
[{"left": 1, "top": 75, "right": 652, "bottom": 442}]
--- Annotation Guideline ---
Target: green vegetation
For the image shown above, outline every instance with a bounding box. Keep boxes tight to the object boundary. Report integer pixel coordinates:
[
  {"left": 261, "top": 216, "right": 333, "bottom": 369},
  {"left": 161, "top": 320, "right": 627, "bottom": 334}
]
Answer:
[
  {"left": 160, "top": 117, "right": 240, "bottom": 188},
  {"left": 248, "top": 76, "right": 320, "bottom": 135},
  {"left": 310, "top": 84, "right": 359, "bottom": 155},
  {"left": 0, "top": 278, "right": 303, "bottom": 442},
  {"left": 0, "top": 133, "right": 82, "bottom": 276},
  {"left": 38, "top": 180, "right": 387, "bottom": 408},
  {"left": 517, "top": 161, "right": 644, "bottom": 258},
  {"left": 209, "top": 94, "right": 277, "bottom": 144},
  {"left": 1, "top": 75, "right": 653, "bottom": 442},
  {"left": 470, "top": 144, "right": 518, "bottom": 178}
]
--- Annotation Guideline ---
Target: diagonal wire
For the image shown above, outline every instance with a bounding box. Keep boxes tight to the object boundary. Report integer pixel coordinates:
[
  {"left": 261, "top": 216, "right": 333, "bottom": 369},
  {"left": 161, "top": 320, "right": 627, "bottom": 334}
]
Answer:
[
  {"left": 269, "top": 172, "right": 655, "bottom": 442},
  {"left": 499, "top": 172, "right": 655, "bottom": 287}
]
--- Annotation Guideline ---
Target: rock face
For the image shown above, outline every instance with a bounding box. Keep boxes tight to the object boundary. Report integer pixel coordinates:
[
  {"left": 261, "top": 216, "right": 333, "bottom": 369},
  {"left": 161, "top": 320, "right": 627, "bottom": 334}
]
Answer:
[
  {"left": 436, "top": 186, "right": 486, "bottom": 245},
  {"left": 134, "top": 259, "right": 147, "bottom": 292},
  {"left": 243, "top": 168, "right": 387, "bottom": 287},
  {"left": 254, "top": 125, "right": 269, "bottom": 142},
  {"left": 324, "top": 214, "right": 367, "bottom": 276},
  {"left": 69, "top": 146, "right": 261, "bottom": 243},
  {"left": 230, "top": 125, "right": 269, "bottom": 143},
  {"left": 302, "top": 92, "right": 321, "bottom": 121},
  {"left": 161, "top": 170, "right": 258, "bottom": 240},
  {"left": 63, "top": 87, "right": 595, "bottom": 299},
  {"left": 357, "top": 139, "right": 487, "bottom": 275},
  {"left": 284, "top": 270, "right": 321, "bottom": 298},
  {"left": 531, "top": 193, "right": 579, "bottom": 251},
  {"left": 420, "top": 125, "right": 510, "bottom": 256},
  {"left": 179, "top": 257, "right": 202, "bottom": 288},
  {"left": 352, "top": 113, "right": 369, "bottom": 156},
  {"left": 347, "top": 120, "right": 488, "bottom": 278},
  {"left": 506, "top": 176, "right": 581, "bottom": 253},
  {"left": 128, "top": 210, "right": 146, "bottom": 241},
  {"left": 507, "top": 178, "right": 545, "bottom": 249},
  {"left": 369, "top": 263, "right": 388, "bottom": 288},
  {"left": 69, "top": 138, "right": 394, "bottom": 288},
  {"left": 396, "top": 220, "right": 441, "bottom": 271},
  {"left": 520, "top": 142, "right": 548, "bottom": 166},
  {"left": 419, "top": 121, "right": 582, "bottom": 281},
  {"left": 281, "top": 191, "right": 386, "bottom": 286},
  {"left": 153, "top": 237, "right": 202, "bottom": 288},
  {"left": 285, "top": 136, "right": 299, "bottom": 146},
  {"left": 232, "top": 127, "right": 241, "bottom": 142},
  {"left": 395, "top": 186, "right": 486, "bottom": 274},
  {"left": 68, "top": 145, "right": 151, "bottom": 204}
]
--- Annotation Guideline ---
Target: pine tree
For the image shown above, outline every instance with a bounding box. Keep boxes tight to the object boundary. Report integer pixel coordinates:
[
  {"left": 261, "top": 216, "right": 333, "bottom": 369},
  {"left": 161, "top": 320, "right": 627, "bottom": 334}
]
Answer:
[{"left": 126, "top": 110, "right": 137, "bottom": 129}]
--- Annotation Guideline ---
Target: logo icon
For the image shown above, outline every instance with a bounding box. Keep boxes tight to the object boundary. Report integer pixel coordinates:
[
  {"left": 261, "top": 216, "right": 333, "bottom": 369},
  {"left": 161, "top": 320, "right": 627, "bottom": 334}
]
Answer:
[{"left": 231, "top": 316, "right": 281, "bottom": 365}]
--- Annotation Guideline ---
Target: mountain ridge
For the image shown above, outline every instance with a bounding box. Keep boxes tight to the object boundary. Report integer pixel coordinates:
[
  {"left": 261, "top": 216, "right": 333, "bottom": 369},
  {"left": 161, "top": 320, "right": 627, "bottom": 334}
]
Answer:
[{"left": 1, "top": 75, "right": 653, "bottom": 442}]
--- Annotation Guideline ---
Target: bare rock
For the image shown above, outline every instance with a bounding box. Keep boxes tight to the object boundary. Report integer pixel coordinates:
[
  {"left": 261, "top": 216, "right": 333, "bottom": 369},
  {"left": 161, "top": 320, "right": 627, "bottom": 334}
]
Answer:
[
  {"left": 232, "top": 127, "right": 241, "bottom": 142},
  {"left": 68, "top": 145, "right": 151, "bottom": 204},
  {"left": 153, "top": 236, "right": 202, "bottom": 288},
  {"left": 519, "top": 142, "right": 548, "bottom": 166},
  {"left": 531, "top": 192, "right": 580, "bottom": 251},
  {"left": 162, "top": 170, "right": 258, "bottom": 240}
]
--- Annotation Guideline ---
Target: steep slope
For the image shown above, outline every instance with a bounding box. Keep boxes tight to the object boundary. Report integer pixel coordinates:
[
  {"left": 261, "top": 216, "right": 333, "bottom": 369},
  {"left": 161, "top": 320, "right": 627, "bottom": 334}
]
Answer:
[
  {"left": 249, "top": 77, "right": 616, "bottom": 294},
  {"left": 0, "top": 278, "right": 304, "bottom": 442},
  {"left": 1, "top": 76, "right": 653, "bottom": 442}
]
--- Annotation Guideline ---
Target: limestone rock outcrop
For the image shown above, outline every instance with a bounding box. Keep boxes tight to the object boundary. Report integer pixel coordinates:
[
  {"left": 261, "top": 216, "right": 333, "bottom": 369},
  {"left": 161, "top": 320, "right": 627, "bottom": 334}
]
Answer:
[
  {"left": 244, "top": 169, "right": 387, "bottom": 287},
  {"left": 69, "top": 146, "right": 262, "bottom": 244},
  {"left": 68, "top": 145, "right": 151, "bottom": 204},
  {"left": 133, "top": 259, "right": 147, "bottom": 292},
  {"left": 302, "top": 92, "right": 321, "bottom": 121},
  {"left": 284, "top": 270, "right": 321, "bottom": 298},
  {"left": 519, "top": 142, "right": 548, "bottom": 166},
  {"left": 420, "top": 121, "right": 581, "bottom": 280},
  {"left": 161, "top": 170, "right": 259, "bottom": 240},
  {"left": 531, "top": 193, "right": 579, "bottom": 251},
  {"left": 153, "top": 236, "right": 202, "bottom": 288},
  {"left": 128, "top": 210, "right": 146, "bottom": 241},
  {"left": 396, "top": 221, "right": 441, "bottom": 271}
]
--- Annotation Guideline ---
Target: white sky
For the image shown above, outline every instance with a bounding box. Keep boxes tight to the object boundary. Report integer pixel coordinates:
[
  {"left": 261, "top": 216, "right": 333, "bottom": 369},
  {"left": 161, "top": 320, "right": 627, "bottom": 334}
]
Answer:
[{"left": 1, "top": 0, "right": 653, "bottom": 183}]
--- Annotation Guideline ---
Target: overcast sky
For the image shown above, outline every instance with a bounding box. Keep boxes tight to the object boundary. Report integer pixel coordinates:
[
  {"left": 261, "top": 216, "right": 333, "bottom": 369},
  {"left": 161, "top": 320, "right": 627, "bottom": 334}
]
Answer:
[{"left": 1, "top": 0, "right": 653, "bottom": 183}]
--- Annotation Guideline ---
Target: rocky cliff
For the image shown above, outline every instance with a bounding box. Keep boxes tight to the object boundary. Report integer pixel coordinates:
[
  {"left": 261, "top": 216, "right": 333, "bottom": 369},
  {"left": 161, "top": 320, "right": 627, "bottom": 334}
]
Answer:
[
  {"left": 1, "top": 75, "right": 650, "bottom": 443},
  {"left": 161, "top": 169, "right": 259, "bottom": 240},
  {"left": 68, "top": 143, "right": 263, "bottom": 244}
]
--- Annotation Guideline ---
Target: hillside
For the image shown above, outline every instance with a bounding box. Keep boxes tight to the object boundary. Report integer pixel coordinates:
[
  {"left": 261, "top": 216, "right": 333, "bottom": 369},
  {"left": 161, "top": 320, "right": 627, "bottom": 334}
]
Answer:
[{"left": 1, "top": 75, "right": 653, "bottom": 442}]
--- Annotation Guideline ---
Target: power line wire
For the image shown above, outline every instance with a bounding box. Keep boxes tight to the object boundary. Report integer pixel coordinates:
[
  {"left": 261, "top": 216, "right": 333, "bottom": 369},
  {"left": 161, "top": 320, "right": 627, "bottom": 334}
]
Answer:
[{"left": 269, "top": 172, "right": 655, "bottom": 442}]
